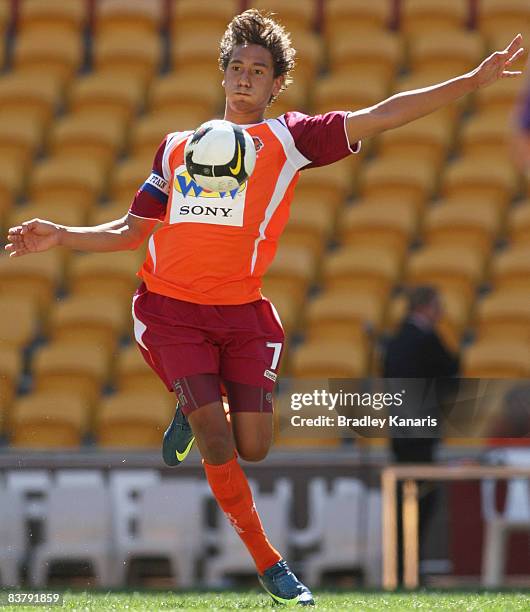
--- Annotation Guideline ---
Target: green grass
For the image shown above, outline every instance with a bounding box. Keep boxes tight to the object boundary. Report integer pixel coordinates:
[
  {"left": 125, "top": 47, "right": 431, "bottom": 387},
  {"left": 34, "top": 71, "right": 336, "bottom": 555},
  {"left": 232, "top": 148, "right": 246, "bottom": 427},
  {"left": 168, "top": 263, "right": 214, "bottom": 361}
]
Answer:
[{"left": 2, "top": 590, "right": 530, "bottom": 612}]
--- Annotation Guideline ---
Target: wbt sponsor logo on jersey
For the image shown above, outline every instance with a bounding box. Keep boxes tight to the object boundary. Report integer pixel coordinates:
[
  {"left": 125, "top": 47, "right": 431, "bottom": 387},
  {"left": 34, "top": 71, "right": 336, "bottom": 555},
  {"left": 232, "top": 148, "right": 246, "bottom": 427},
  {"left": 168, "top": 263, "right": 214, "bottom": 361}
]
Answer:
[{"left": 169, "top": 167, "right": 247, "bottom": 227}]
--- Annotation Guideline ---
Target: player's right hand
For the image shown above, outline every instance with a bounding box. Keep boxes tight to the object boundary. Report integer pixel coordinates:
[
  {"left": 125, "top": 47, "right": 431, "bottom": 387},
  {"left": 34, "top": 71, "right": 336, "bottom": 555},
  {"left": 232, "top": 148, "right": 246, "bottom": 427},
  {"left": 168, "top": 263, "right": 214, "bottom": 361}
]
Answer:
[{"left": 4, "top": 218, "right": 62, "bottom": 257}]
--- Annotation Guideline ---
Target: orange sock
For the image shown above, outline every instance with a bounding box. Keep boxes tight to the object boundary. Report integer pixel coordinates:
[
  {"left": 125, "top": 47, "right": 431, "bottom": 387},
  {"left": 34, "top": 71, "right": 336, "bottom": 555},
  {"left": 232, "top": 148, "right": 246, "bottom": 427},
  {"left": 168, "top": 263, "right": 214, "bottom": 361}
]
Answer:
[{"left": 203, "top": 455, "right": 282, "bottom": 574}]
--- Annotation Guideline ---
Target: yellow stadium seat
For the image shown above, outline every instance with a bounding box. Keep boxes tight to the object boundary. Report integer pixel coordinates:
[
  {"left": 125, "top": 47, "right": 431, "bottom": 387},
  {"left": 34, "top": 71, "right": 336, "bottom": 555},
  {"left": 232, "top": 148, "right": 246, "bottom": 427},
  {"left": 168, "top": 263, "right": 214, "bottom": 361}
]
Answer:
[
  {"left": 325, "top": 0, "right": 391, "bottom": 39},
  {"left": 294, "top": 158, "right": 356, "bottom": 210},
  {"left": 68, "top": 251, "right": 141, "bottom": 303},
  {"left": 68, "top": 73, "right": 145, "bottom": 125},
  {"left": 96, "top": 391, "right": 173, "bottom": 448},
  {"left": 88, "top": 201, "right": 131, "bottom": 226},
  {"left": 400, "top": 0, "right": 468, "bottom": 37},
  {"left": 406, "top": 245, "right": 486, "bottom": 304},
  {"left": 474, "top": 290, "right": 530, "bottom": 342},
  {"left": 477, "top": 0, "right": 530, "bottom": 40},
  {"left": 0, "top": 347, "right": 21, "bottom": 430},
  {"left": 475, "top": 77, "right": 525, "bottom": 115},
  {"left": 441, "top": 157, "right": 519, "bottom": 212},
  {"left": 265, "top": 79, "right": 310, "bottom": 117},
  {"left": 95, "top": 0, "right": 163, "bottom": 36},
  {"left": 0, "top": 114, "right": 44, "bottom": 172},
  {"left": 171, "top": 0, "right": 239, "bottom": 39},
  {"left": 13, "top": 30, "right": 83, "bottom": 85},
  {"left": 10, "top": 391, "right": 89, "bottom": 449},
  {"left": 422, "top": 199, "right": 500, "bottom": 254},
  {"left": 0, "top": 1, "right": 10, "bottom": 34},
  {"left": 48, "top": 295, "right": 128, "bottom": 353},
  {"left": 48, "top": 114, "right": 126, "bottom": 169},
  {"left": 171, "top": 32, "right": 225, "bottom": 79},
  {"left": 116, "top": 344, "right": 164, "bottom": 394},
  {"left": 305, "top": 288, "right": 386, "bottom": 345},
  {"left": 490, "top": 245, "right": 530, "bottom": 293},
  {"left": 289, "top": 31, "right": 323, "bottom": 84},
  {"left": 313, "top": 73, "right": 389, "bottom": 115},
  {"left": 129, "top": 112, "right": 206, "bottom": 161},
  {"left": 339, "top": 199, "right": 417, "bottom": 257},
  {"left": 109, "top": 158, "right": 153, "bottom": 204},
  {"left": 262, "top": 243, "right": 318, "bottom": 303},
  {"left": 0, "top": 157, "right": 25, "bottom": 213},
  {"left": 7, "top": 201, "right": 88, "bottom": 232},
  {"left": 377, "top": 113, "right": 453, "bottom": 171},
  {"left": 328, "top": 31, "right": 403, "bottom": 82},
  {"left": 463, "top": 338, "right": 530, "bottom": 378},
  {"left": 0, "top": 250, "right": 63, "bottom": 312},
  {"left": 281, "top": 198, "right": 335, "bottom": 255},
  {"left": 459, "top": 111, "right": 511, "bottom": 159},
  {"left": 322, "top": 245, "right": 402, "bottom": 298},
  {"left": 0, "top": 74, "right": 61, "bottom": 126},
  {"left": 18, "top": 0, "right": 86, "bottom": 35},
  {"left": 0, "top": 295, "right": 38, "bottom": 351},
  {"left": 148, "top": 72, "right": 223, "bottom": 118},
  {"left": 507, "top": 200, "right": 530, "bottom": 245},
  {"left": 93, "top": 31, "right": 162, "bottom": 86},
  {"left": 259, "top": 287, "right": 302, "bottom": 337},
  {"left": 252, "top": 0, "right": 316, "bottom": 34},
  {"left": 29, "top": 158, "right": 106, "bottom": 210},
  {"left": 32, "top": 341, "right": 111, "bottom": 406},
  {"left": 408, "top": 31, "right": 484, "bottom": 80},
  {"left": 291, "top": 338, "right": 369, "bottom": 378},
  {"left": 359, "top": 157, "right": 437, "bottom": 211}
]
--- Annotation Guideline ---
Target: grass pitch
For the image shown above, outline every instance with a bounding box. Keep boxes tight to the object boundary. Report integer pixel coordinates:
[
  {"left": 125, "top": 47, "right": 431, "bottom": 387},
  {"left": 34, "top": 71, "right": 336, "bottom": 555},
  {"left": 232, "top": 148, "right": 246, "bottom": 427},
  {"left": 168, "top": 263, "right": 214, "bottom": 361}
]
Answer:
[{"left": 2, "top": 590, "right": 529, "bottom": 611}]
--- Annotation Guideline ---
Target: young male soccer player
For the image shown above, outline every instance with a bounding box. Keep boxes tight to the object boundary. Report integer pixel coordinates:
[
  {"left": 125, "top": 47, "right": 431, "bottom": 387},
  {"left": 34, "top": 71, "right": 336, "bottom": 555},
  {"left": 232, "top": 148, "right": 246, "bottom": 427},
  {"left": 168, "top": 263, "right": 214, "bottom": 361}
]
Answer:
[{"left": 5, "top": 10, "right": 524, "bottom": 606}]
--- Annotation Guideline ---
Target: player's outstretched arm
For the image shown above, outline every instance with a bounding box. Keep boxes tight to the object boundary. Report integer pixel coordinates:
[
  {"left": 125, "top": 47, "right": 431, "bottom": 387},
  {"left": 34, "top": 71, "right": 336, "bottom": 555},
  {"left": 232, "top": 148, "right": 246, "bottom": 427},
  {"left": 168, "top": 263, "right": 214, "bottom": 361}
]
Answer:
[
  {"left": 346, "top": 34, "right": 525, "bottom": 143},
  {"left": 4, "top": 214, "right": 157, "bottom": 258}
]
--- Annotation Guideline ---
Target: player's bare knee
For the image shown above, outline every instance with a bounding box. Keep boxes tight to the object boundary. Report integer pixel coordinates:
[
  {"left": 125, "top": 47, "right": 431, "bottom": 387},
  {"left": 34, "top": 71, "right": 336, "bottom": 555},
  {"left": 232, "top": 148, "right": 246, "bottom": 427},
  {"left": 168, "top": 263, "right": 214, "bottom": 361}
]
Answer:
[
  {"left": 201, "top": 433, "right": 234, "bottom": 464},
  {"left": 237, "top": 442, "right": 269, "bottom": 462}
]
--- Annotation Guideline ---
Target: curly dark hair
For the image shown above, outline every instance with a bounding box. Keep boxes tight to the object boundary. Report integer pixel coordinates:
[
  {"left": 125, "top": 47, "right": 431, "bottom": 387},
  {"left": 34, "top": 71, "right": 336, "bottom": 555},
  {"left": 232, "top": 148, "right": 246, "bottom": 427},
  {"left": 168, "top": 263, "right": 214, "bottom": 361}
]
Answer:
[{"left": 218, "top": 9, "right": 296, "bottom": 101}]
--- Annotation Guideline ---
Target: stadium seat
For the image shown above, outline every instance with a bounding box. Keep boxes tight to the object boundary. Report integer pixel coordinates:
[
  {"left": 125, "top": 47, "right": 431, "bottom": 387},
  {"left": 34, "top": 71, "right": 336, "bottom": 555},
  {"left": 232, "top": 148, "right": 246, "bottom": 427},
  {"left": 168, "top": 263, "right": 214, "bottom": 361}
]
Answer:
[
  {"left": 0, "top": 250, "right": 63, "bottom": 312},
  {"left": 29, "top": 484, "right": 115, "bottom": 587},
  {"left": 328, "top": 31, "right": 403, "bottom": 83},
  {"left": 463, "top": 338, "right": 530, "bottom": 378},
  {"left": 259, "top": 287, "right": 301, "bottom": 338},
  {"left": 171, "top": 32, "right": 226, "bottom": 79},
  {"left": 408, "top": 31, "right": 484, "bottom": 81},
  {"left": 490, "top": 245, "right": 530, "bottom": 293},
  {"left": 325, "top": 0, "right": 391, "bottom": 39},
  {"left": 0, "top": 157, "right": 25, "bottom": 214},
  {"left": 262, "top": 243, "right": 318, "bottom": 304},
  {"left": 9, "top": 391, "right": 89, "bottom": 449},
  {"left": 115, "top": 344, "right": 164, "bottom": 394},
  {"left": 288, "top": 31, "right": 323, "bottom": 84},
  {"left": 18, "top": 0, "right": 86, "bottom": 35},
  {"left": 113, "top": 479, "right": 204, "bottom": 588},
  {"left": 322, "top": 244, "right": 402, "bottom": 298},
  {"left": 0, "top": 74, "right": 61, "bottom": 127},
  {"left": 47, "top": 295, "right": 128, "bottom": 353},
  {"left": 88, "top": 201, "right": 131, "bottom": 227},
  {"left": 68, "top": 73, "right": 145, "bottom": 125},
  {"left": 29, "top": 158, "right": 106, "bottom": 210},
  {"left": 358, "top": 157, "right": 437, "bottom": 212},
  {"left": 0, "top": 295, "right": 38, "bottom": 350},
  {"left": 171, "top": 0, "right": 239, "bottom": 40},
  {"left": 507, "top": 200, "right": 530, "bottom": 245},
  {"left": 477, "top": 0, "right": 530, "bottom": 41},
  {"left": 48, "top": 114, "right": 127, "bottom": 169},
  {"left": 251, "top": 0, "right": 316, "bottom": 34},
  {"left": 148, "top": 72, "right": 223, "bottom": 119},
  {"left": 295, "top": 158, "right": 356, "bottom": 211},
  {"left": 95, "top": 0, "right": 163, "bottom": 36},
  {"left": 406, "top": 245, "right": 486, "bottom": 304},
  {"left": 92, "top": 31, "right": 162, "bottom": 86},
  {"left": 0, "top": 487, "right": 25, "bottom": 587},
  {"left": 32, "top": 341, "right": 111, "bottom": 407},
  {"left": 12, "top": 30, "right": 83, "bottom": 85},
  {"left": 400, "top": 0, "right": 468, "bottom": 37},
  {"left": 441, "top": 157, "right": 519, "bottom": 213},
  {"left": 109, "top": 157, "right": 154, "bottom": 204},
  {"left": 281, "top": 198, "right": 335, "bottom": 255},
  {"left": 474, "top": 289, "right": 530, "bottom": 342},
  {"left": 0, "top": 347, "right": 21, "bottom": 433},
  {"left": 96, "top": 391, "right": 173, "bottom": 448},
  {"left": 265, "top": 79, "right": 310, "bottom": 117},
  {"left": 304, "top": 288, "right": 386, "bottom": 346},
  {"left": 7, "top": 201, "right": 88, "bottom": 233},
  {"left": 313, "top": 73, "right": 389, "bottom": 115},
  {"left": 0, "top": 115, "right": 44, "bottom": 173},
  {"left": 459, "top": 111, "right": 511, "bottom": 159},
  {"left": 0, "top": 1, "right": 10, "bottom": 36},
  {"left": 475, "top": 77, "right": 525, "bottom": 115},
  {"left": 422, "top": 199, "right": 500, "bottom": 255},
  {"left": 69, "top": 250, "right": 141, "bottom": 303},
  {"left": 339, "top": 199, "right": 417, "bottom": 257},
  {"left": 290, "top": 338, "right": 369, "bottom": 378}
]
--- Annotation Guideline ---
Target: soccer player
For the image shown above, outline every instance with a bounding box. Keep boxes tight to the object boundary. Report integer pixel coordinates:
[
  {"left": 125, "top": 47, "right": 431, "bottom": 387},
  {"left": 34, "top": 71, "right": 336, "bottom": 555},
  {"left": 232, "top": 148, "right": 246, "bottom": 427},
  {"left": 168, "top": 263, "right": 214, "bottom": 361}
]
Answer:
[{"left": 5, "top": 10, "right": 524, "bottom": 606}]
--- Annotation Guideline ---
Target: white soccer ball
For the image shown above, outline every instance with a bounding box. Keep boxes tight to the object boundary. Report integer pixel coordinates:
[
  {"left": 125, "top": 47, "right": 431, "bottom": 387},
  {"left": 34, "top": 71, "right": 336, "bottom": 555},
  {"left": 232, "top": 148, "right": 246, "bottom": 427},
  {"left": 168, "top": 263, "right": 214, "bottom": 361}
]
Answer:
[{"left": 184, "top": 119, "right": 257, "bottom": 193}]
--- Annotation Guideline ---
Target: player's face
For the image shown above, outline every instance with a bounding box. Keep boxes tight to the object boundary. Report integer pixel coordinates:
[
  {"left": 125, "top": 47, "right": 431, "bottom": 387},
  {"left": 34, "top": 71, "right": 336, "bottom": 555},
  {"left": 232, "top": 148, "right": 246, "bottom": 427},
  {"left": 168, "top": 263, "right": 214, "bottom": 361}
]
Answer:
[{"left": 223, "top": 44, "right": 284, "bottom": 122}]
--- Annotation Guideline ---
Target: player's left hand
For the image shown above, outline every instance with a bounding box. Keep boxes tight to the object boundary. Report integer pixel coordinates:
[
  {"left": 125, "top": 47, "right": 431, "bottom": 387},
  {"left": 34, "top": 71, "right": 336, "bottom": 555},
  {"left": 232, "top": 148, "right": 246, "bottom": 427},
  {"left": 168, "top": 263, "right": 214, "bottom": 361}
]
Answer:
[{"left": 472, "top": 34, "right": 525, "bottom": 88}]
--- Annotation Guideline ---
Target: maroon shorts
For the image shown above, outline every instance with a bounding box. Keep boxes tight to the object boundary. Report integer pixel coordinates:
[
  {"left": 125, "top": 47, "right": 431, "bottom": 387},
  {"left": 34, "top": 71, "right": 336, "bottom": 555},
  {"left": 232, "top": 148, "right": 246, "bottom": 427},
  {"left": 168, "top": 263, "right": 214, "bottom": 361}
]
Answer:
[{"left": 131, "top": 283, "right": 285, "bottom": 414}]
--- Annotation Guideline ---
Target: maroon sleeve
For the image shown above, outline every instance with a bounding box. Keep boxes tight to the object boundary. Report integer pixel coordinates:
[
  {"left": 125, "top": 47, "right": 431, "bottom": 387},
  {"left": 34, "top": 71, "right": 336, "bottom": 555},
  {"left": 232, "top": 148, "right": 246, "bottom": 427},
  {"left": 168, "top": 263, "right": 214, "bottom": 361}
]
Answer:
[
  {"left": 282, "top": 111, "right": 361, "bottom": 169},
  {"left": 128, "top": 136, "right": 169, "bottom": 221}
]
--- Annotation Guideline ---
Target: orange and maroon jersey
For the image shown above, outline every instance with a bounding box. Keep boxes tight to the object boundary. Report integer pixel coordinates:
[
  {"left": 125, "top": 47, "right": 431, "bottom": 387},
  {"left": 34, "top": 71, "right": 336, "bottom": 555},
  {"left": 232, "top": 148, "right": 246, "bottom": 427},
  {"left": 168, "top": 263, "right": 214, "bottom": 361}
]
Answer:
[{"left": 129, "top": 111, "right": 360, "bottom": 305}]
